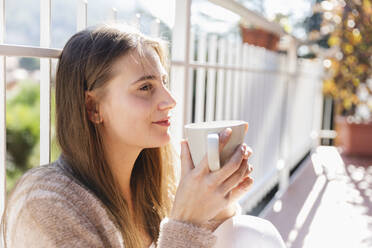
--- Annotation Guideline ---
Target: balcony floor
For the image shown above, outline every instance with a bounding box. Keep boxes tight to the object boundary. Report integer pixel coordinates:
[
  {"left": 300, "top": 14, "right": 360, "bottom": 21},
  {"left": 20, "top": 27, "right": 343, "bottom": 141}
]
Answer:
[{"left": 261, "top": 146, "right": 372, "bottom": 248}]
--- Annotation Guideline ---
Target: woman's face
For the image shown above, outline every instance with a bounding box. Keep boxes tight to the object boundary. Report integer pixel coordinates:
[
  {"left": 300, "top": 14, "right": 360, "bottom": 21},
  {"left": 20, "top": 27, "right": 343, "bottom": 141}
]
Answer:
[{"left": 96, "top": 46, "right": 177, "bottom": 150}]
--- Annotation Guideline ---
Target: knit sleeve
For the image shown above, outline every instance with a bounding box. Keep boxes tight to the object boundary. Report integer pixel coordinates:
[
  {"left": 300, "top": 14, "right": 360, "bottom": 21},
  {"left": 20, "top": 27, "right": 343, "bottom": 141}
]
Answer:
[
  {"left": 155, "top": 202, "right": 244, "bottom": 247},
  {"left": 9, "top": 196, "right": 106, "bottom": 248},
  {"left": 156, "top": 218, "right": 217, "bottom": 248},
  {"left": 4, "top": 165, "right": 126, "bottom": 248}
]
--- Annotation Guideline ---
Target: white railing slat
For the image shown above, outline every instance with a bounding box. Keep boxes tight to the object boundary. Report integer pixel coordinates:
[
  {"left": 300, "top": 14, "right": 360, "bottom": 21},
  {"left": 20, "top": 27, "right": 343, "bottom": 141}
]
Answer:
[
  {"left": 0, "top": 0, "right": 3, "bottom": 44},
  {"left": 240, "top": 43, "right": 249, "bottom": 119},
  {"left": 0, "top": 1, "right": 5, "bottom": 246},
  {"left": 224, "top": 38, "right": 235, "bottom": 120},
  {"left": 132, "top": 13, "right": 141, "bottom": 30},
  {"left": 150, "top": 19, "right": 160, "bottom": 37},
  {"left": 215, "top": 38, "right": 226, "bottom": 121},
  {"left": 0, "top": 55, "right": 4, "bottom": 248},
  {"left": 77, "top": 0, "right": 87, "bottom": 32},
  {"left": 194, "top": 33, "right": 207, "bottom": 123},
  {"left": 0, "top": 44, "right": 60, "bottom": 58},
  {"left": 170, "top": 60, "right": 286, "bottom": 74},
  {"left": 205, "top": 35, "right": 217, "bottom": 121},
  {"left": 257, "top": 48, "right": 267, "bottom": 178},
  {"left": 247, "top": 46, "right": 261, "bottom": 178},
  {"left": 40, "top": 0, "right": 51, "bottom": 165},
  {"left": 243, "top": 45, "right": 252, "bottom": 125},
  {"left": 232, "top": 39, "right": 242, "bottom": 120},
  {"left": 109, "top": 7, "right": 117, "bottom": 23},
  {"left": 185, "top": 29, "right": 195, "bottom": 125},
  {"left": 279, "top": 38, "right": 298, "bottom": 193},
  {"left": 170, "top": 0, "right": 191, "bottom": 155}
]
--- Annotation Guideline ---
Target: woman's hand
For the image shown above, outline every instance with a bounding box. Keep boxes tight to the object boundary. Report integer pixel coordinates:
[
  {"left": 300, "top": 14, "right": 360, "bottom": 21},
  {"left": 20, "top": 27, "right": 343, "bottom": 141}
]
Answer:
[
  {"left": 209, "top": 123, "right": 253, "bottom": 229},
  {"left": 170, "top": 126, "right": 253, "bottom": 231},
  {"left": 205, "top": 152, "right": 253, "bottom": 231}
]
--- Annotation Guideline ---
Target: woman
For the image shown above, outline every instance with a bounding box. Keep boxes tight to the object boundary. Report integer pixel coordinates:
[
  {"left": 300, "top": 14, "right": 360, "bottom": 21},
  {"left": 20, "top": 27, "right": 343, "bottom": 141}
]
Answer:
[{"left": 2, "top": 23, "right": 284, "bottom": 248}]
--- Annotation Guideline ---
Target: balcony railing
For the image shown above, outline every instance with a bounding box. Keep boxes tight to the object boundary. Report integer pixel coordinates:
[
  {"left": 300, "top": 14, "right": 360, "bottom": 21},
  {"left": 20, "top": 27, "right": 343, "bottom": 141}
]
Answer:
[{"left": 0, "top": 1, "right": 324, "bottom": 245}]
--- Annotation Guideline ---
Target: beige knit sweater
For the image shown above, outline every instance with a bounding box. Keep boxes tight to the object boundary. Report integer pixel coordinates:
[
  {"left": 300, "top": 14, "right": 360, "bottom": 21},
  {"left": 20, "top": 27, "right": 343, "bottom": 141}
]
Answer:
[{"left": 3, "top": 155, "right": 217, "bottom": 248}]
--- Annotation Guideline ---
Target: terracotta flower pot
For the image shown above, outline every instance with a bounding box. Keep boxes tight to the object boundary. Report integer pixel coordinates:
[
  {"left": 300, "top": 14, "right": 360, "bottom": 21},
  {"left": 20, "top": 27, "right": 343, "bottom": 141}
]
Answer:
[
  {"left": 240, "top": 25, "right": 280, "bottom": 51},
  {"left": 335, "top": 115, "right": 372, "bottom": 157}
]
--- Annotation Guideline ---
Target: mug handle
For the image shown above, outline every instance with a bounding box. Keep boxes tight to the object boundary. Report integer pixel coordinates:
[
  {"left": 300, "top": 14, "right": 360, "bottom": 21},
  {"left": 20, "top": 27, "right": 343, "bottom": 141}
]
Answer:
[{"left": 207, "top": 133, "right": 220, "bottom": 171}]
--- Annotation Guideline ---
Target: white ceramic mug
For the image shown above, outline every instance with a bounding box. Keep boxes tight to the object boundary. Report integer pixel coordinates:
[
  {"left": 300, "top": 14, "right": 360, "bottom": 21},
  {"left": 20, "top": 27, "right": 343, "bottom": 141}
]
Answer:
[{"left": 184, "top": 120, "right": 248, "bottom": 171}]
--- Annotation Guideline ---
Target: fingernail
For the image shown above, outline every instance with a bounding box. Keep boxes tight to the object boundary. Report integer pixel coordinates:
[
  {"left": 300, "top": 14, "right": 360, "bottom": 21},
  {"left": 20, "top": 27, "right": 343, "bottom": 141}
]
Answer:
[
  {"left": 246, "top": 146, "right": 253, "bottom": 155},
  {"left": 224, "top": 128, "right": 232, "bottom": 136},
  {"left": 240, "top": 145, "right": 245, "bottom": 154},
  {"left": 241, "top": 178, "right": 251, "bottom": 187}
]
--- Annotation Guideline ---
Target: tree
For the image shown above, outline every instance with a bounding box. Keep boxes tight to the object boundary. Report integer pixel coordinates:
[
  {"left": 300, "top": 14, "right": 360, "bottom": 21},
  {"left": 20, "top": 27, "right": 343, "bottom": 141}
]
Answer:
[{"left": 322, "top": 0, "right": 372, "bottom": 119}]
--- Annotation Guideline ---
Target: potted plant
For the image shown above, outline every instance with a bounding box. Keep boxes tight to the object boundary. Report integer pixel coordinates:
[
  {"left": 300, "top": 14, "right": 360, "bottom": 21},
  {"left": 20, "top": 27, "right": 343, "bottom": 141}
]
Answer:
[
  {"left": 239, "top": 23, "right": 280, "bottom": 51},
  {"left": 322, "top": 0, "right": 372, "bottom": 156}
]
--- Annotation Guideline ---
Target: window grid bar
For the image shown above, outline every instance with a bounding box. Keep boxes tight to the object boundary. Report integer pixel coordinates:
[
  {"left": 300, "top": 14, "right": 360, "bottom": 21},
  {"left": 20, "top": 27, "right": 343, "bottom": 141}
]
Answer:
[
  {"left": 0, "top": 1, "right": 6, "bottom": 245},
  {"left": 77, "top": 0, "right": 87, "bottom": 32},
  {"left": 40, "top": 0, "right": 52, "bottom": 165}
]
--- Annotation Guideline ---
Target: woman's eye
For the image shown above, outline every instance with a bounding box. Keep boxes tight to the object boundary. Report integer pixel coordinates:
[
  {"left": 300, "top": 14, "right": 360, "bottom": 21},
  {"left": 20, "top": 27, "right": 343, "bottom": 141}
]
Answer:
[
  {"left": 139, "top": 79, "right": 168, "bottom": 92},
  {"left": 139, "top": 84, "right": 153, "bottom": 91},
  {"left": 162, "top": 79, "right": 170, "bottom": 88}
]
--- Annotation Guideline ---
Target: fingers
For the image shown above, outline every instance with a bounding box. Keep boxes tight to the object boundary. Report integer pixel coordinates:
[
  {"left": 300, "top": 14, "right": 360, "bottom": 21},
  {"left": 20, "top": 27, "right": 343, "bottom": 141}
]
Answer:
[
  {"left": 219, "top": 159, "right": 253, "bottom": 195},
  {"left": 180, "top": 139, "right": 194, "bottom": 179},
  {"left": 228, "top": 176, "right": 253, "bottom": 202},
  {"left": 219, "top": 128, "right": 232, "bottom": 153},
  {"left": 212, "top": 144, "right": 253, "bottom": 184}
]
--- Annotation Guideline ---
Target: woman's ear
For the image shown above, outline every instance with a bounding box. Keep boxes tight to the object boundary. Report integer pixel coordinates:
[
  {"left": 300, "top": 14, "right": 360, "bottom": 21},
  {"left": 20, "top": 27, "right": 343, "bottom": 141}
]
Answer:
[{"left": 85, "top": 91, "right": 103, "bottom": 124}]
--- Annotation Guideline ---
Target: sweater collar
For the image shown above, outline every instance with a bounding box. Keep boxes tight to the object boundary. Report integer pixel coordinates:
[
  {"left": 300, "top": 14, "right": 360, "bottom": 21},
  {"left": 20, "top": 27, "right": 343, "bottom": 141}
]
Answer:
[{"left": 56, "top": 153, "right": 76, "bottom": 176}]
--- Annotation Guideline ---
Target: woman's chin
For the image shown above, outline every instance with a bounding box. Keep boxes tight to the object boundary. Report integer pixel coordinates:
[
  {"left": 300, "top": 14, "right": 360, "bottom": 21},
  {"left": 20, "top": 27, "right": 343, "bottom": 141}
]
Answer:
[
  {"left": 159, "top": 133, "right": 171, "bottom": 145},
  {"left": 146, "top": 134, "right": 171, "bottom": 148}
]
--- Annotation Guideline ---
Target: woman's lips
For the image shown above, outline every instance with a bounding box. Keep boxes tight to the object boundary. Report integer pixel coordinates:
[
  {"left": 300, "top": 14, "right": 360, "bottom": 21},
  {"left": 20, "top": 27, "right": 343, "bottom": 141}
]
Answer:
[{"left": 153, "top": 120, "right": 171, "bottom": 126}]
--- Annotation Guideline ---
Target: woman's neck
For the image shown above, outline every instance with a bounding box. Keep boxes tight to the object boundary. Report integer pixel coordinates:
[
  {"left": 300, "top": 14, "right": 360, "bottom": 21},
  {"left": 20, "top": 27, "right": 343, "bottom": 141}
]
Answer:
[
  {"left": 102, "top": 137, "right": 153, "bottom": 245},
  {"left": 103, "top": 137, "right": 143, "bottom": 204}
]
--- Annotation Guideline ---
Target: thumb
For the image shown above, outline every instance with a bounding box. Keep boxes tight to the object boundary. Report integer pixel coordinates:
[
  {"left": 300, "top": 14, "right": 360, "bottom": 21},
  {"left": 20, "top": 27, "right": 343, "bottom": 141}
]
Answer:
[{"left": 180, "top": 139, "right": 194, "bottom": 179}]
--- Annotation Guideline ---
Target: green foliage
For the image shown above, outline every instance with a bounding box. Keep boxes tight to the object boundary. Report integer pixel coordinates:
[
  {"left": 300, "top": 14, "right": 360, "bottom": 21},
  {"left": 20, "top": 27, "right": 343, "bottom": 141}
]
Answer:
[
  {"left": 323, "top": 0, "right": 372, "bottom": 117},
  {"left": 6, "top": 168, "right": 23, "bottom": 195},
  {"left": 19, "top": 57, "right": 40, "bottom": 71},
  {"left": 6, "top": 79, "right": 60, "bottom": 194},
  {"left": 6, "top": 80, "right": 40, "bottom": 171},
  {"left": 6, "top": 80, "right": 39, "bottom": 194}
]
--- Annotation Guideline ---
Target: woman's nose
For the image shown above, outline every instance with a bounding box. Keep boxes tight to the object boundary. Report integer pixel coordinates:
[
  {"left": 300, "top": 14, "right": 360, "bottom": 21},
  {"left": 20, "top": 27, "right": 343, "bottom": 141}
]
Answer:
[{"left": 158, "top": 89, "right": 177, "bottom": 111}]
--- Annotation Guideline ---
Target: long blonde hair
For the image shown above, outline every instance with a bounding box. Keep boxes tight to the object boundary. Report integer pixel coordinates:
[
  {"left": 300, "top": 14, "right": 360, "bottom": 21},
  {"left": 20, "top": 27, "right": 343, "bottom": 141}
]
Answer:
[{"left": 2, "top": 24, "right": 177, "bottom": 248}]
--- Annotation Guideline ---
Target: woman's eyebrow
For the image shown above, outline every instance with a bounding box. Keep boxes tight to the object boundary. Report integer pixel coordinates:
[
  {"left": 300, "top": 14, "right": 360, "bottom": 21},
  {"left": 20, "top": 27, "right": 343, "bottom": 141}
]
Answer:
[
  {"left": 131, "top": 75, "right": 157, "bottom": 85},
  {"left": 131, "top": 74, "right": 167, "bottom": 85}
]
